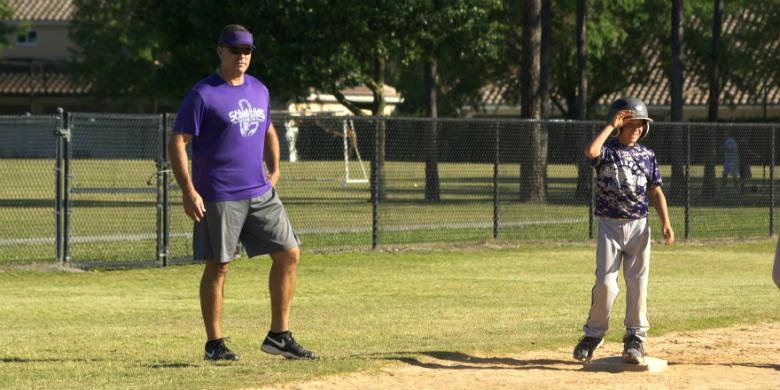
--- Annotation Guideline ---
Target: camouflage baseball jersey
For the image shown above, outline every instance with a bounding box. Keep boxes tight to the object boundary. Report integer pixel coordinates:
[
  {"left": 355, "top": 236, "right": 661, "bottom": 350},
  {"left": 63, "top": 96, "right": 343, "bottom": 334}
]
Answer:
[{"left": 591, "top": 138, "right": 662, "bottom": 219}]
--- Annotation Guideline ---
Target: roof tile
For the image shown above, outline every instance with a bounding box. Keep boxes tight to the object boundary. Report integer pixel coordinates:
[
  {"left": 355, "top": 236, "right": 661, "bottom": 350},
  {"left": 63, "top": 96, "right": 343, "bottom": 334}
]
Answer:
[
  {"left": 7, "top": 0, "right": 74, "bottom": 22},
  {"left": 0, "top": 70, "right": 90, "bottom": 95}
]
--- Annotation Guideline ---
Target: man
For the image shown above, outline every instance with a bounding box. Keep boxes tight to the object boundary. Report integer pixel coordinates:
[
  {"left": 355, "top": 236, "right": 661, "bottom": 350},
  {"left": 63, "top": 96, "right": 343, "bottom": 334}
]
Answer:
[
  {"left": 573, "top": 97, "right": 674, "bottom": 364},
  {"left": 169, "top": 24, "right": 315, "bottom": 361}
]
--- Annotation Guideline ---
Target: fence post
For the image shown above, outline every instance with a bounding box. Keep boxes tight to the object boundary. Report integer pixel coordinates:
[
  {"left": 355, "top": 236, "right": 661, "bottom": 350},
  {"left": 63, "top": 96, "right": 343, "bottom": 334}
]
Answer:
[
  {"left": 771, "top": 126, "right": 775, "bottom": 236},
  {"left": 685, "top": 124, "right": 691, "bottom": 240},
  {"left": 156, "top": 114, "right": 163, "bottom": 266},
  {"left": 589, "top": 123, "right": 595, "bottom": 240},
  {"left": 163, "top": 114, "right": 170, "bottom": 265},
  {"left": 493, "top": 121, "right": 500, "bottom": 240},
  {"left": 371, "top": 118, "right": 379, "bottom": 250},
  {"left": 55, "top": 108, "right": 64, "bottom": 263},
  {"left": 63, "top": 111, "right": 72, "bottom": 263},
  {"left": 156, "top": 114, "right": 170, "bottom": 266}
]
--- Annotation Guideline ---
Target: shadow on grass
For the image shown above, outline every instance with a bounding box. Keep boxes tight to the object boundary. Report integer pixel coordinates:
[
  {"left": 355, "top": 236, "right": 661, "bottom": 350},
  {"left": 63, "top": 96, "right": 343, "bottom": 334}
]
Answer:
[
  {"left": 145, "top": 361, "right": 202, "bottom": 369},
  {"left": 1, "top": 357, "right": 205, "bottom": 369},
  {"left": 383, "top": 351, "right": 580, "bottom": 372},
  {"left": 0, "top": 357, "right": 95, "bottom": 363}
]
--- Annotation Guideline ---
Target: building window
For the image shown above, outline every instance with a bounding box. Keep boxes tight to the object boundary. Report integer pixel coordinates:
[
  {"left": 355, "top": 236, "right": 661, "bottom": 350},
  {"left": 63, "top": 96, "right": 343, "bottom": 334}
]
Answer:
[{"left": 16, "top": 30, "right": 38, "bottom": 46}]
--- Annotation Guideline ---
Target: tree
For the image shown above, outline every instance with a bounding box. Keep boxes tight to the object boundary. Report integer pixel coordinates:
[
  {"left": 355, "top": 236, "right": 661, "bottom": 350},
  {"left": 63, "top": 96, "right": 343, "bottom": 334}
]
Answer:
[
  {"left": 69, "top": 0, "right": 161, "bottom": 107},
  {"left": 671, "top": 0, "right": 685, "bottom": 123},
  {"left": 395, "top": 1, "right": 504, "bottom": 117},
  {"left": 544, "top": 1, "right": 668, "bottom": 119},
  {"left": 724, "top": 2, "right": 780, "bottom": 118},
  {"left": 423, "top": 59, "right": 440, "bottom": 201},
  {"left": 493, "top": 1, "right": 669, "bottom": 202},
  {"left": 396, "top": 0, "right": 504, "bottom": 201},
  {"left": 702, "top": 0, "right": 722, "bottom": 197},
  {"left": 306, "top": 2, "right": 422, "bottom": 202},
  {"left": 72, "top": 0, "right": 424, "bottom": 201},
  {"left": 668, "top": 0, "right": 686, "bottom": 203},
  {"left": 538, "top": 1, "right": 671, "bottom": 204},
  {"left": 539, "top": 0, "right": 551, "bottom": 118},
  {"left": 708, "top": 0, "right": 722, "bottom": 123},
  {"left": 520, "top": 0, "right": 546, "bottom": 202},
  {"left": 0, "top": 0, "right": 16, "bottom": 53},
  {"left": 682, "top": 1, "right": 780, "bottom": 199},
  {"left": 71, "top": 0, "right": 374, "bottom": 107},
  {"left": 573, "top": 0, "right": 590, "bottom": 200}
]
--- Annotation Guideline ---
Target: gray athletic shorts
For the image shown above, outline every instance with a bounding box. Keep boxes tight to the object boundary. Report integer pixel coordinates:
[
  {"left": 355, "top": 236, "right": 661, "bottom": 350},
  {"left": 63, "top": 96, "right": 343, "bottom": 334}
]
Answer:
[{"left": 193, "top": 188, "right": 300, "bottom": 263}]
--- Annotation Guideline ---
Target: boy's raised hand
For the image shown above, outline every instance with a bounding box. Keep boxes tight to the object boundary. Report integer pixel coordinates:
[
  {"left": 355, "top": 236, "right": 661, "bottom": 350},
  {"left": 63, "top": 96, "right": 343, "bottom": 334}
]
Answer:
[{"left": 609, "top": 109, "right": 634, "bottom": 128}]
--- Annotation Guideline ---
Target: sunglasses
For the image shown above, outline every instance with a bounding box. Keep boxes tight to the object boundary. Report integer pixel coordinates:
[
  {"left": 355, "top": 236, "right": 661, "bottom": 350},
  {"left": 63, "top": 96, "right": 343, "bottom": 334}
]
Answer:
[{"left": 225, "top": 46, "right": 253, "bottom": 55}]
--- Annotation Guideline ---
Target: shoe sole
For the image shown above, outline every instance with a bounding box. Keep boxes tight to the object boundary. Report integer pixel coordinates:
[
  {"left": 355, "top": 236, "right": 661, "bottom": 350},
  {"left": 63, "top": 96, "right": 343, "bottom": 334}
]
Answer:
[
  {"left": 261, "top": 343, "right": 314, "bottom": 360},
  {"left": 574, "top": 339, "right": 604, "bottom": 362}
]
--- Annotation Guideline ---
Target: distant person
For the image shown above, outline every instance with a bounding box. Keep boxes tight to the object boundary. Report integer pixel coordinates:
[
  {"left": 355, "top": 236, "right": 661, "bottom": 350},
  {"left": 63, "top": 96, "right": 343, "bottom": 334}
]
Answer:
[
  {"left": 169, "top": 24, "right": 315, "bottom": 361},
  {"left": 738, "top": 139, "right": 758, "bottom": 193},
  {"left": 574, "top": 97, "right": 674, "bottom": 365},
  {"left": 722, "top": 135, "right": 739, "bottom": 191}
]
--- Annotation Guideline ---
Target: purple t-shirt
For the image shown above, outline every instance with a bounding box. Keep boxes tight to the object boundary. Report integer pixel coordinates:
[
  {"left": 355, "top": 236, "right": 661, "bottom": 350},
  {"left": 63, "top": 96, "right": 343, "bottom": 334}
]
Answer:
[{"left": 173, "top": 73, "right": 272, "bottom": 201}]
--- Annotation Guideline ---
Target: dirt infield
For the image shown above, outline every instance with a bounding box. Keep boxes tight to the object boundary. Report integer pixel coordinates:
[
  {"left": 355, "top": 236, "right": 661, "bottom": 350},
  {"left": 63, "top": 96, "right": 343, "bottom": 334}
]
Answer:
[{"left": 265, "top": 323, "right": 780, "bottom": 390}]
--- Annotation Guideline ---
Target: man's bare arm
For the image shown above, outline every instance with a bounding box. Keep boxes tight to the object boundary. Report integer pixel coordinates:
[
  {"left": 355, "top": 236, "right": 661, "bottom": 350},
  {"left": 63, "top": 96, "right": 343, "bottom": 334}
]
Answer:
[
  {"left": 169, "top": 132, "right": 205, "bottom": 222},
  {"left": 264, "top": 123, "right": 281, "bottom": 188}
]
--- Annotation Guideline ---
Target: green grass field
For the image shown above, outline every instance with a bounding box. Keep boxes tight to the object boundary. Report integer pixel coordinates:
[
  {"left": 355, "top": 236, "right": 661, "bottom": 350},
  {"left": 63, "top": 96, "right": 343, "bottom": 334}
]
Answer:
[
  {"left": 2, "top": 159, "right": 778, "bottom": 264},
  {"left": 1, "top": 240, "right": 778, "bottom": 388}
]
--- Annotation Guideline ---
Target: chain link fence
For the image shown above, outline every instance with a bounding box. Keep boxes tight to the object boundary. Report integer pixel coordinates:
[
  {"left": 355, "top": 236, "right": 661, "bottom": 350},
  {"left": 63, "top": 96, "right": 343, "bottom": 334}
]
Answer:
[
  {"left": 0, "top": 115, "right": 60, "bottom": 263},
  {"left": 496, "top": 120, "right": 593, "bottom": 241},
  {"left": 0, "top": 113, "right": 777, "bottom": 266},
  {"left": 66, "top": 113, "right": 163, "bottom": 267}
]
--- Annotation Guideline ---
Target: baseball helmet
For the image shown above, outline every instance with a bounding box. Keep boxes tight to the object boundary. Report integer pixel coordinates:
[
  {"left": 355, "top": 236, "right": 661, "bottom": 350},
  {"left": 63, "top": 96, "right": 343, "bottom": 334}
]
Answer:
[{"left": 607, "top": 96, "right": 653, "bottom": 139}]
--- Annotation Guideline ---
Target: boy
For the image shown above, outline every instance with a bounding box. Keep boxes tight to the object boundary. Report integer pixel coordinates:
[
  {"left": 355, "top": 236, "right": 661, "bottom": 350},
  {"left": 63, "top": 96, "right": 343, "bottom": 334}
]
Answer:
[{"left": 573, "top": 97, "right": 674, "bottom": 364}]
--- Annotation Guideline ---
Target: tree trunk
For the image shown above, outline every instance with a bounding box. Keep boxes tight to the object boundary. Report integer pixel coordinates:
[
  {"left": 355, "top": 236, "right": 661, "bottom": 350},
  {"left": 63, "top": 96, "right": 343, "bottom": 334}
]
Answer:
[
  {"left": 539, "top": 0, "right": 551, "bottom": 119},
  {"left": 703, "top": 0, "right": 722, "bottom": 198},
  {"left": 371, "top": 54, "right": 387, "bottom": 202},
  {"left": 520, "top": 0, "right": 546, "bottom": 202},
  {"left": 574, "top": 0, "right": 591, "bottom": 200},
  {"left": 424, "top": 60, "right": 440, "bottom": 202},
  {"left": 539, "top": 0, "right": 551, "bottom": 197},
  {"left": 574, "top": 0, "right": 586, "bottom": 121},
  {"left": 669, "top": 0, "right": 686, "bottom": 202}
]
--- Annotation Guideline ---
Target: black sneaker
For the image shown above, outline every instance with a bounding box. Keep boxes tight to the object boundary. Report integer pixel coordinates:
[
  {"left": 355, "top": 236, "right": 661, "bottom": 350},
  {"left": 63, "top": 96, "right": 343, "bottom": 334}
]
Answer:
[
  {"left": 622, "top": 335, "right": 645, "bottom": 364},
  {"left": 261, "top": 331, "right": 316, "bottom": 360},
  {"left": 204, "top": 338, "right": 239, "bottom": 361},
  {"left": 573, "top": 336, "right": 603, "bottom": 362}
]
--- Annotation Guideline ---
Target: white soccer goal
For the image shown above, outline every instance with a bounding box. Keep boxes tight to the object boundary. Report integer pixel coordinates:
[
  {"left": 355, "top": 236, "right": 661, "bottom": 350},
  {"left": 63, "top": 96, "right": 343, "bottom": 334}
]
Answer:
[{"left": 341, "top": 119, "right": 369, "bottom": 186}]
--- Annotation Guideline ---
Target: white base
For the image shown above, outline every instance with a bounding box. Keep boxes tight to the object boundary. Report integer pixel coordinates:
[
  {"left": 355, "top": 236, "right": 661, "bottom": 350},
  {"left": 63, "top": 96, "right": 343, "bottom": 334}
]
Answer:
[{"left": 583, "top": 356, "right": 668, "bottom": 373}]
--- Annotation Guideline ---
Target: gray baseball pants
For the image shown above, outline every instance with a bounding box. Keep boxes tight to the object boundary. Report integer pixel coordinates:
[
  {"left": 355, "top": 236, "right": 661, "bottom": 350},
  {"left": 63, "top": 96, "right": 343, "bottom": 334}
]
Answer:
[{"left": 583, "top": 216, "right": 651, "bottom": 341}]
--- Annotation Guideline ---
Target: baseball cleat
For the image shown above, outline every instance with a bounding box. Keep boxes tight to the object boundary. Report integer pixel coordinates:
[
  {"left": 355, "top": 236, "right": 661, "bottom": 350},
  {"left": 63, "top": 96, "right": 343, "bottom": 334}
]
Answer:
[
  {"left": 261, "top": 331, "right": 316, "bottom": 360},
  {"left": 204, "top": 338, "right": 240, "bottom": 361},
  {"left": 573, "top": 336, "right": 603, "bottom": 362},
  {"left": 622, "top": 335, "right": 645, "bottom": 364}
]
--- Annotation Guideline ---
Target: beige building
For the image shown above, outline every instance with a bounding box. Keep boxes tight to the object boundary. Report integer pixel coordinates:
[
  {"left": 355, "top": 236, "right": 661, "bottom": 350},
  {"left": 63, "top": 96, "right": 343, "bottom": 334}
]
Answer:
[
  {"left": 0, "top": 0, "right": 87, "bottom": 114},
  {"left": 288, "top": 85, "right": 402, "bottom": 116},
  {"left": 4, "top": 0, "right": 72, "bottom": 61}
]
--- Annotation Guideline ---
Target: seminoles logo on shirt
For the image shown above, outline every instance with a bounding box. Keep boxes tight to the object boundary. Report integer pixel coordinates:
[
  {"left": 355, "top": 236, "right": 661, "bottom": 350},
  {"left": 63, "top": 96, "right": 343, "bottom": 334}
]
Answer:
[{"left": 228, "top": 99, "right": 266, "bottom": 137}]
